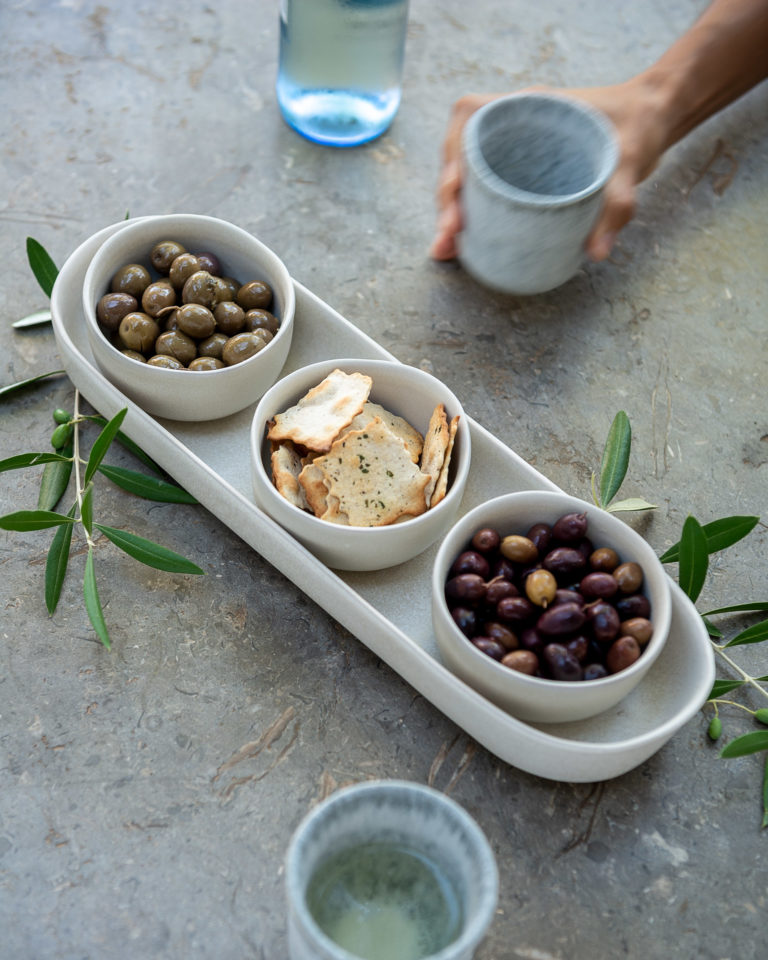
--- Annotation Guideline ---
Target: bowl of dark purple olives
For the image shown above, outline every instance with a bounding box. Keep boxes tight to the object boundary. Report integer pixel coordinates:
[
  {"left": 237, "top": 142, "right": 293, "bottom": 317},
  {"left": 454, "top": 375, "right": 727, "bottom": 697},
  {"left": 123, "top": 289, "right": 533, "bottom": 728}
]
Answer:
[
  {"left": 431, "top": 491, "right": 672, "bottom": 723},
  {"left": 82, "top": 213, "right": 295, "bottom": 420}
]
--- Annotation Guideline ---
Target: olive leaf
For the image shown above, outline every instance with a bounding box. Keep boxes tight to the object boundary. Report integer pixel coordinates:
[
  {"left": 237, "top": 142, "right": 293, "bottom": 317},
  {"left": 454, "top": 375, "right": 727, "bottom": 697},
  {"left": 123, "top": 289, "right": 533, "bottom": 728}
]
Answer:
[
  {"left": 81, "top": 484, "right": 94, "bottom": 536},
  {"left": 26, "top": 237, "right": 59, "bottom": 298},
  {"left": 83, "top": 547, "right": 111, "bottom": 649},
  {"left": 596, "top": 410, "right": 631, "bottom": 508},
  {"left": 659, "top": 515, "right": 759, "bottom": 563},
  {"left": 709, "top": 678, "right": 746, "bottom": 698},
  {"left": 0, "top": 509, "right": 76, "bottom": 532},
  {"left": 720, "top": 731, "right": 768, "bottom": 759},
  {"left": 0, "top": 451, "right": 72, "bottom": 473},
  {"left": 724, "top": 619, "right": 768, "bottom": 648},
  {"left": 38, "top": 446, "right": 73, "bottom": 511},
  {"left": 94, "top": 523, "right": 204, "bottom": 575},
  {"left": 97, "top": 464, "right": 197, "bottom": 503},
  {"left": 0, "top": 371, "right": 66, "bottom": 401},
  {"left": 704, "top": 601, "right": 768, "bottom": 616},
  {"left": 45, "top": 503, "right": 76, "bottom": 614},
  {"left": 84, "top": 408, "right": 128, "bottom": 485},
  {"left": 677, "top": 515, "right": 709, "bottom": 603},
  {"left": 605, "top": 496, "right": 656, "bottom": 514}
]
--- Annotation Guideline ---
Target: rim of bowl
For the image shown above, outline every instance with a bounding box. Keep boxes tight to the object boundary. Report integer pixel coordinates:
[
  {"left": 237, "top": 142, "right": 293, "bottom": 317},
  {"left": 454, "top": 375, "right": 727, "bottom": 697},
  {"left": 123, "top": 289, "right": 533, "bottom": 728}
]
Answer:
[
  {"left": 82, "top": 213, "right": 295, "bottom": 379},
  {"left": 463, "top": 92, "right": 619, "bottom": 208},
  {"left": 251, "top": 358, "right": 471, "bottom": 536},
  {"left": 432, "top": 490, "right": 672, "bottom": 692},
  {"left": 285, "top": 779, "right": 499, "bottom": 960}
]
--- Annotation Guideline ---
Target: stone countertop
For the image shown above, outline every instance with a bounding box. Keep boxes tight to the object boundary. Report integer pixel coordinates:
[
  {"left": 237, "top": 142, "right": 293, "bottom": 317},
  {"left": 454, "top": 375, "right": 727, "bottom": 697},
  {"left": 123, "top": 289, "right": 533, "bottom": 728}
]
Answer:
[{"left": 1, "top": 2, "right": 766, "bottom": 958}]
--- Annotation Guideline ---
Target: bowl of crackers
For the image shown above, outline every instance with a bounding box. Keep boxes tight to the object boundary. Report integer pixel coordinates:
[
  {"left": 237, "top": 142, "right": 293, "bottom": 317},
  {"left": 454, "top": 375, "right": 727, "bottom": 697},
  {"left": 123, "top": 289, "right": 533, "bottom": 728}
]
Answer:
[{"left": 250, "top": 358, "right": 471, "bottom": 571}]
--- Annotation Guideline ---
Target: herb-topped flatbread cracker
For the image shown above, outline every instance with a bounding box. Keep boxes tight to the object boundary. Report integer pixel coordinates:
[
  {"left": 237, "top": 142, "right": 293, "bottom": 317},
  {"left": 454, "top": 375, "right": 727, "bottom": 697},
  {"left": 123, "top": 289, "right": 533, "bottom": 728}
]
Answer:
[
  {"left": 267, "top": 369, "right": 372, "bottom": 452},
  {"left": 342, "top": 402, "right": 424, "bottom": 463},
  {"left": 313, "top": 417, "right": 430, "bottom": 527}
]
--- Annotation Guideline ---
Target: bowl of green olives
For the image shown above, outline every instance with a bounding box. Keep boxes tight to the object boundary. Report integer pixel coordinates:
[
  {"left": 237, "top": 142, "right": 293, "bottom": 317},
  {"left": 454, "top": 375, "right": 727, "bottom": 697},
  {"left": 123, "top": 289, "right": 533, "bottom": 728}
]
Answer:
[
  {"left": 82, "top": 213, "right": 295, "bottom": 420},
  {"left": 431, "top": 491, "right": 672, "bottom": 723}
]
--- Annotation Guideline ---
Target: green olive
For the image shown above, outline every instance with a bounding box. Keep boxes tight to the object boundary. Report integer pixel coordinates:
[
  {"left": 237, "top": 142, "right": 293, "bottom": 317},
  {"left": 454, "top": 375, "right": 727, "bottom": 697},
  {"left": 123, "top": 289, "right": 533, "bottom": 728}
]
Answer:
[
  {"left": 141, "top": 281, "right": 177, "bottom": 317},
  {"left": 118, "top": 312, "right": 160, "bottom": 353},
  {"left": 150, "top": 239, "right": 187, "bottom": 274},
  {"left": 243, "top": 309, "right": 279, "bottom": 335},
  {"left": 197, "top": 332, "right": 228, "bottom": 359},
  {"left": 176, "top": 303, "right": 216, "bottom": 339},
  {"left": 236, "top": 280, "right": 272, "bottom": 311},
  {"left": 147, "top": 354, "right": 184, "bottom": 369},
  {"left": 221, "top": 331, "right": 269, "bottom": 365},
  {"left": 155, "top": 330, "right": 197, "bottom": 366},
  {"left": 168, "top": 253, "right": 202, "bottom": 289},
  {"left": 213, "top": 301, "right": 245, "bottom": 336},
  {"left": 189, "top": 356, "right": 225, "bottom": 371},
  {"left": 110, "top": 263, "right": 151, "bottom": 298}
]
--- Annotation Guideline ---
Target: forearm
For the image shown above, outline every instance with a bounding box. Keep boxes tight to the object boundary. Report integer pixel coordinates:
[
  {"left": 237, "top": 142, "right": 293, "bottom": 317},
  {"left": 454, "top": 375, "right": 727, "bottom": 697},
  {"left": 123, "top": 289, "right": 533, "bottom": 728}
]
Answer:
[{"left": 637, "top": 0, "right": 768, "bottom": 152}]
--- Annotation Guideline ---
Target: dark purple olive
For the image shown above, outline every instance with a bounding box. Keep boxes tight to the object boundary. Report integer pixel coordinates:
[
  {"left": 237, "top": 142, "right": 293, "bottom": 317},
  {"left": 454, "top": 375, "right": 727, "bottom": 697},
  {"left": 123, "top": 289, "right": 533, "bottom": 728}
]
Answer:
[
  {"left": 537, "top": 602, "right": 586, "bottom": 637},
  {"left": 526, "top": 522, "right": 552, "bottom": 555},
  {"left": 450, "top": 550, "right": 490, "bottom": 579},
  {"left": 472, "top": 637, "right": 505, "bottom": 660},
  {"left": 485, "top": 577, "right": 519, "bottom": 606},
  {"left": 551, "top": 512, "right": 588, "bottom": 544},
  {"left": 496, "top": 596, "right": 536, "bottom": 624},
  {"left": 566, "top": 634, "right": 589, "bottom": 663},
  {"left": 445, "top": 574, "right": 486, "bottom": 604},
  {"left": 574, "top": 538, "right": 594, "bottom": 563},
  {"left": 585, "top": 601, "right": 621, "bottom": 644},
  {"left": 543, "top": 643, "right": 583, "bottom": 681},
  {"left": 451, "top": 607, "right": 477, "bottom": 638},
  {"left": 542, "top": 547, "right": 587, "bottom": 580},
  {"left": 491, "top": 557, "right": 518, "bottom": 582},
  {"left": 580, "top": 572, "right": 619, "bottom": 601},
  {"left": 471, "top": 527, "right": 500, "bottom": 553},
  {"left": 614, "top": 593, "right": 651, "bottom": 620},
  {"left": 553, "top": 588, "right": 584, "bottom": 607},
  {"left": 485, "top": 622, "right": 518, "bottom": 650},
  {"left": 519, "top": 627, "right": 545, "bottom": 655},
  {"left": 583, "top": 663, "right": 608, "bottom": 681},
  {"left": 606, "top": 635, "right": 641, "bottom": 673}
]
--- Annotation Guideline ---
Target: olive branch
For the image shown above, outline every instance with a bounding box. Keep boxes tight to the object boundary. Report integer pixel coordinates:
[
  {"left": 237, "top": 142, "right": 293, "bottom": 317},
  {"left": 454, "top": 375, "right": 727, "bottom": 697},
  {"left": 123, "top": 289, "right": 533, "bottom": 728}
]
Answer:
[{"left": 596, "top": 411, "right": 768, "bottom": 826}]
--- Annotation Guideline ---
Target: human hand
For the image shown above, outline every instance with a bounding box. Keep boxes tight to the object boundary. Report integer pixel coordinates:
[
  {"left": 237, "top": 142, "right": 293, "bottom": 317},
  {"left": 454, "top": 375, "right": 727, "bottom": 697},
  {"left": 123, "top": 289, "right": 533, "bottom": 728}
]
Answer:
[{"left": 429, "top": 81, "right": 670, "bottom": 263}]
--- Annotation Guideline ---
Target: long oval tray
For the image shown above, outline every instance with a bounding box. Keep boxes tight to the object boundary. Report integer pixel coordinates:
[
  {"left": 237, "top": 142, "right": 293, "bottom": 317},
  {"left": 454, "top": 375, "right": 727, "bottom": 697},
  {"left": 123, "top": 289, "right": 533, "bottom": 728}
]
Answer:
[{"left": 50, "top": 221, "right": 715, "bottom": 783}]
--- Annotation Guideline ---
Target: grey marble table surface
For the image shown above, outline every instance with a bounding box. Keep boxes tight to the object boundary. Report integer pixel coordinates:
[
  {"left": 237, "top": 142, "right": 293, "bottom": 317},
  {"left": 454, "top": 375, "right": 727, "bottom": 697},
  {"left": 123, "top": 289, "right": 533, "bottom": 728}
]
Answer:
[{"left": 1, "top": 2, "right": 766, "bottom": 958}]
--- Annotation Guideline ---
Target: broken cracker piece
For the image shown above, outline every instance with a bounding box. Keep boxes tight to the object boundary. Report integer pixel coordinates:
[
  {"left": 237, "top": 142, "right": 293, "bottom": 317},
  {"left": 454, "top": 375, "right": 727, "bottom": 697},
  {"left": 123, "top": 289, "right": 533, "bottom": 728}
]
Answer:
[
  {"left": 267, "top": 369, "right": 372, "bottom": 452},
  {"left": 420, "top": 403, "right": 449, "bottom": 505},
  {"left": 298, "top": 460, "right": 331, "bottom": 517},
  {"left": 271, "top": 441, "right": 310, "bottom": 511},
  {"left": 430, "top": 414, "right": 459, "bottom": 508}
]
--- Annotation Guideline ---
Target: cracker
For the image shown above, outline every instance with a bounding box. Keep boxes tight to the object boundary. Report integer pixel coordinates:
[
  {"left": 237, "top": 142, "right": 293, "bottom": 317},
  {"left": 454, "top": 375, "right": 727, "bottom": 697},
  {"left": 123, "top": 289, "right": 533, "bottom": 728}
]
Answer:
[
  {"left": 429, "top": 414, "right": 459, "bottom": 508},
  {"left": 271, "top": 441, "right": 309, "bottom": 511},
  {"left": 314, "top": 418, "right": 429, "bottom": 527},
  {"left": 341, "top": 402, "right": 424, "bottom": 463},
  {"left": 267, "top": 369, "right": 372, "bottom": 452},
  {"left": 420, "top": 403, "right": 449, "bottom": 505},
  {"left": 297, "top": 461, "right": 330, "bottom": 517}
]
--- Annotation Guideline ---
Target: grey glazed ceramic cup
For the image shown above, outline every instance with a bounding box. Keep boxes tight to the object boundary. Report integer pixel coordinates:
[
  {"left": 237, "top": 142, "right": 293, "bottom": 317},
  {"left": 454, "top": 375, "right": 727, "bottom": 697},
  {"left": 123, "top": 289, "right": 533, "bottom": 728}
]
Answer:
[
  {"left": 458, "top": 92, "right": 619, "bottom": 295},
  {"left": 285, "top": 780, "right": 498, "bottom": 960}
]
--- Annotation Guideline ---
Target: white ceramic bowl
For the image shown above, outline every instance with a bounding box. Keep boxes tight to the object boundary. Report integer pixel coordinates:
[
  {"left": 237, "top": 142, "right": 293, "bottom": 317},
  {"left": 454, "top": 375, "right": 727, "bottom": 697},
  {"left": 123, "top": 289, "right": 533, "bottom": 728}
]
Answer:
[
  {"left": 82, "top": 213, "right": 295, "bottom": 421},
  {"left": 432, "top": 491, "right": 672, "bottom": 723},
  {"left": 250, "top": 358, "right": 471, "bottom": 571}
]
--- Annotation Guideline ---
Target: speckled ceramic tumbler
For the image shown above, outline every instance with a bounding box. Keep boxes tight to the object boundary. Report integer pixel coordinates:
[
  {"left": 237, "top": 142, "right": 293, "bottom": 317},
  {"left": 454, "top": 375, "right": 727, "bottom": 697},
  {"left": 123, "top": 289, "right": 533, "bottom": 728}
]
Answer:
[
  {"left": 459, "top": 92, "right": 618, "bottom": 295},
  {"left": 285, "top": 780, "right": 498, "bottom": 960}
]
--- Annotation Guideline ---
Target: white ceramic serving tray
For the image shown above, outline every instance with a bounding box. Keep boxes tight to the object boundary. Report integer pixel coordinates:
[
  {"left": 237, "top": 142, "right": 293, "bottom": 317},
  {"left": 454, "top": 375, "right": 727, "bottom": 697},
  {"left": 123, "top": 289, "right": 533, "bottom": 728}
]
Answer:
[{"left": 51, "top": 221, "right": 715, "bottom": 783}]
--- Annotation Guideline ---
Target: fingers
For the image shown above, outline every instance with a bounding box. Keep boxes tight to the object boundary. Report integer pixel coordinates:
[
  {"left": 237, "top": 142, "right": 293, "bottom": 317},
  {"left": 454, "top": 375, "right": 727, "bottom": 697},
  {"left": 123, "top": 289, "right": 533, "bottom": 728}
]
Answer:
[
  {"left": 586, "top": 173, "right": 637, "bottom": 261},
  {"left": 431, "top": 94, "right": 501, "bottom": 261}
]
